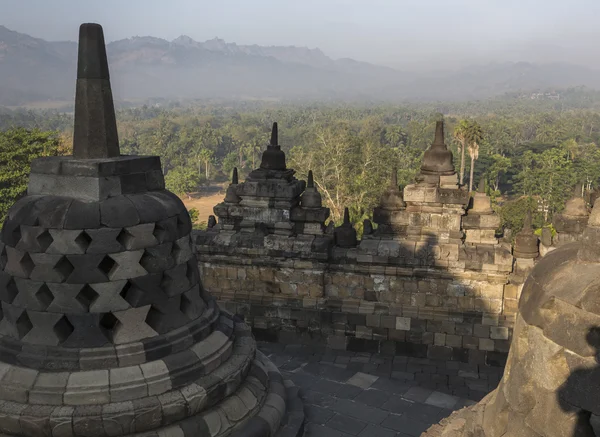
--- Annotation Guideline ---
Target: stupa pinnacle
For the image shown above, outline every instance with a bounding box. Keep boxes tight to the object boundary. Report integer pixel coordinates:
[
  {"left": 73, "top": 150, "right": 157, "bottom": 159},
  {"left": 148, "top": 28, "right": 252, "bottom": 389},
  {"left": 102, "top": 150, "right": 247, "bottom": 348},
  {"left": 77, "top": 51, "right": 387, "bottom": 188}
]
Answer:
[{"left": 73, "top": 23, "right": 120, "bottom": 159}]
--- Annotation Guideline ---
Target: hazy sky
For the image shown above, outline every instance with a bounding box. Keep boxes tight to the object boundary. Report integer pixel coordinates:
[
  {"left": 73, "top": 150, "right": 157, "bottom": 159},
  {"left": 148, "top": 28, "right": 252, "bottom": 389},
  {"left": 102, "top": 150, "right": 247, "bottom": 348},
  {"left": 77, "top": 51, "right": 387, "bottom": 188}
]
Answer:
[{"left": 3, "top": 0, "right": 600, "bottom": 69}]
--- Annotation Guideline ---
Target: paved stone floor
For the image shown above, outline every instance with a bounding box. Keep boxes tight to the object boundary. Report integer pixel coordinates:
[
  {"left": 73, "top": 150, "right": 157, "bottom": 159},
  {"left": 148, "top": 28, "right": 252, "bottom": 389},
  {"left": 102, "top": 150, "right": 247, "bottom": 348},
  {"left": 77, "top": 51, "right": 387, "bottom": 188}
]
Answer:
[{"left": 258, "top": 342, "right": 503, "bottom": 437}]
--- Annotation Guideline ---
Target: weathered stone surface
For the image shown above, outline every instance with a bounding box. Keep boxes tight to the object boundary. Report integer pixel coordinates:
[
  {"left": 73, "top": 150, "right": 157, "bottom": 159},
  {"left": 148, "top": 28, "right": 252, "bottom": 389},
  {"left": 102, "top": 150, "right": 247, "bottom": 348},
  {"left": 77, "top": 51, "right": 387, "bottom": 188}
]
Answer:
[{"left": 0, "top": 21, "right": 296, "bottom": 437}]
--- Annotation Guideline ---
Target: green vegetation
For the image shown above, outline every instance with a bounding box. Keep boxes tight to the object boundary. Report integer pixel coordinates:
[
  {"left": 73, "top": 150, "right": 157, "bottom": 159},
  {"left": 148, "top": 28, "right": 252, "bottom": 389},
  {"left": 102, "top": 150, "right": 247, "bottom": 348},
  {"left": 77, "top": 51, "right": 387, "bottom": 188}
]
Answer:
[
  {"left": 3, "top": 90, "right": 600, "bottom": 233},
  {"left": 0, "top": 128, "right": 64, "bottom": 220}
]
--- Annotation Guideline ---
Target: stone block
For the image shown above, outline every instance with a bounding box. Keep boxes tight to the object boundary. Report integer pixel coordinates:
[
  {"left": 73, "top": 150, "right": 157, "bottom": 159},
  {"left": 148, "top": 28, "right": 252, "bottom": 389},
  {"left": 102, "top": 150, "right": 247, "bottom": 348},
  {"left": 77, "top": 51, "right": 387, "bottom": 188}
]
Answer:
[
  {"left": 65, "top": 369, "right": 110, "bottom": 405},
  {"left": 29, "top": 372, "right": 69, "bottom": 405},
  {"left": 0, "top": 366, "right": 38, "bottom": 403},
  {"left": 109, "top": 366, "right": 147, "bottom": 402},
  {"left": 140, "top": 359, "right": 172, "bottom": 396},
  {"left": 490, "top": 326, "right": 509, "bottom": 340},
  {"left": 395, "top": 316, "right": 411, "bottom": 331},
  {"left": 49, "top": 406, "right": 75, "bottom": 437},
  {"left": 102, "top": 401, "right": 135, "bottom": 437},
  {"left": 29, "top": 173, "right": 121, "bottom": 203},
  {"left": 100, "top": 196, "right": 141, "bottom": 228},
  {"left": 126, "top": 193, "right": 168, "bottom": 224}
]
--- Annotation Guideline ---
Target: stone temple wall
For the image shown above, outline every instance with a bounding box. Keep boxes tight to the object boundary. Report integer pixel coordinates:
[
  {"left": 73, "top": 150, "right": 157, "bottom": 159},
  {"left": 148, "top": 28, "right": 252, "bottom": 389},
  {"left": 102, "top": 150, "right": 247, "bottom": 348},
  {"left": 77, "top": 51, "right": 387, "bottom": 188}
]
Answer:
[
  {"left": 193, "top": 122, "right": 531, "bottom": 369},
  {"left": 195, "top": 234, "right": 516, "bottom": 367}
]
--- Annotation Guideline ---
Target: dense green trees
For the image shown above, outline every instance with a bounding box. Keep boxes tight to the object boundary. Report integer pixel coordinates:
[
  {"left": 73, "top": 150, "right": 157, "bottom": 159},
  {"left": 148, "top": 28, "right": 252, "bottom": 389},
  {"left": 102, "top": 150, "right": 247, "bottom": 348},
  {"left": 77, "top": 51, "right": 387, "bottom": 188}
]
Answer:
[
  {"left": 0, "top": 128, "right": 63, "bottom": 220},
  {"left": 3, "top": 90, "right": 600, "bottom": 234}
]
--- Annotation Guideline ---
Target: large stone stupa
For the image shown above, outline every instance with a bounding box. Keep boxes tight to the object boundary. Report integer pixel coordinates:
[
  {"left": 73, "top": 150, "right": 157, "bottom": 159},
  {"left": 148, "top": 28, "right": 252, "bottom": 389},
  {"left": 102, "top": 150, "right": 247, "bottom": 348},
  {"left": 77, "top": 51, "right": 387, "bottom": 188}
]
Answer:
[
  {"left": 0, "top": 23, "right": 302, "bottom": 437},
  {"left": 424, "top": 185, "right": 600, "bottom": 435}
]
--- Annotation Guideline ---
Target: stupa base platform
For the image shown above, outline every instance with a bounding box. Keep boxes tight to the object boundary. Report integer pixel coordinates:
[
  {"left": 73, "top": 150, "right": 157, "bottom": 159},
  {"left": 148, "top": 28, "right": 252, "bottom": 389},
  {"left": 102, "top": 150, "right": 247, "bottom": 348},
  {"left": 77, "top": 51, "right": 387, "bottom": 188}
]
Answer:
[{"left": 0, "top": 313, "right": 305, "bottom": 437}]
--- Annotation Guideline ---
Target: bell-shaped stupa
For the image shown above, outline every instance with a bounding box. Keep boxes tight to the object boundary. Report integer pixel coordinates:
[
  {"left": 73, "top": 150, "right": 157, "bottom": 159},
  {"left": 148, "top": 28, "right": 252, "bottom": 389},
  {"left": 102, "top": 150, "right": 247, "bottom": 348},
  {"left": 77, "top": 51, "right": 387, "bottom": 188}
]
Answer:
[{"left": 0, "top": 23, "right": 302, "bottom": 437}]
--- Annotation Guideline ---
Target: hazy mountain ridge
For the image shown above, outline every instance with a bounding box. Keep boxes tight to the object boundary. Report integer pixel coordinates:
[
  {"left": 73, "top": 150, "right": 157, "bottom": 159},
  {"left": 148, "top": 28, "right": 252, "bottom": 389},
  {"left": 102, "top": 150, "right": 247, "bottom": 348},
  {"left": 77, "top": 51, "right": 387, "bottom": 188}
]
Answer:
[{"left": 1, "top": 25, "right": 599, "bottom": 106}]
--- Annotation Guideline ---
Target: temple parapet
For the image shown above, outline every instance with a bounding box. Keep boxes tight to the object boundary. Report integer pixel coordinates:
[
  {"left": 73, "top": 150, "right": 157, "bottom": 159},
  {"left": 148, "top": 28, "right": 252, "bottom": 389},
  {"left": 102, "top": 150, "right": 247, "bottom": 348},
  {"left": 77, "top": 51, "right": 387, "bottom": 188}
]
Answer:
[{"left": 196, "top": 121, "right": 518, "bottom": 366}]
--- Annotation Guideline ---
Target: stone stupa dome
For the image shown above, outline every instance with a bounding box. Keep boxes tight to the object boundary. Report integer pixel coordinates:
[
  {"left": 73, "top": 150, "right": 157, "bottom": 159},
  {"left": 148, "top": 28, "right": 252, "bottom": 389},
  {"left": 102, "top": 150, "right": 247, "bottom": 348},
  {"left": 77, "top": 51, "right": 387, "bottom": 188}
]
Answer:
[{"left": 0, "top": 23, "right": 302, "bottom": 437}]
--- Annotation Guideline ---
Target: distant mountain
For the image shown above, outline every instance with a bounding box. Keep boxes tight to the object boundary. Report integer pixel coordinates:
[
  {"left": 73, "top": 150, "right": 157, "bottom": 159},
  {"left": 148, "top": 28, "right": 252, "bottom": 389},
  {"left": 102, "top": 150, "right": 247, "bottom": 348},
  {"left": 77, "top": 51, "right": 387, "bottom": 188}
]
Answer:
[{"left": 1, "top": 25, "right": 600, "bottom": 106}]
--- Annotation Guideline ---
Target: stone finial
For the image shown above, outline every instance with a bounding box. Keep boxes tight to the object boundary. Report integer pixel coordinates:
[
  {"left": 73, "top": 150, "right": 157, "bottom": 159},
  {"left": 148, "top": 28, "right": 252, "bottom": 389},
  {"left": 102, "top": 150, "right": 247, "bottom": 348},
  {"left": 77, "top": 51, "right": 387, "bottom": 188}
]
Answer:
[
  {"left": 420, "top": 121, "right": 455, "bottom": 175},
  {"left": 469, "top": 176, "right": 493, "bottom": 214},
  {"left": 562, "top": 184, "right": 589, "bottom": 218},
  {"left": 363, "top": 219, "right": 373, "bottom": 236},
  {"left": 334, "top": 207, "right": 357, "bottom": 247},
  {"left": 232, "top": 167, "right": 239, "bottom": 185},
  {"left": 522, "top": 210, "right": 532, "bottom": 231},
  {"left": 325, "top": 221, "right": 335, "bottom": 235},
  {"left": 224, "top": 167, "right": 241, "bottom": 204},
  {"left": 390, "top": 166, "right": 398, "bottom": 188},
  {"left": 270, "top": 122, "right": 278, "bottom": 146},
  {"left": 513, "top": 210, "right": 539, "bottom": 259},
  {"left": 379, "top": 167, "right": 405, "bottom": 210},
  {"left": 477, "top": 176, "right": 486, "bottom": 193},
  {"left": 259, "top": 122, "right": 286, "bottom": 171},
  {"left": 307, "top": 170, "right": 315, "bottom": 188},
  {"left": 73, "top": 23, "right": 120, "bottom": 159},
  {"left": 301, "top": 170, "right": 323, "bottom": 208},
  {"left": 207, "top": 215, "right": 217, "bottom": 228}
]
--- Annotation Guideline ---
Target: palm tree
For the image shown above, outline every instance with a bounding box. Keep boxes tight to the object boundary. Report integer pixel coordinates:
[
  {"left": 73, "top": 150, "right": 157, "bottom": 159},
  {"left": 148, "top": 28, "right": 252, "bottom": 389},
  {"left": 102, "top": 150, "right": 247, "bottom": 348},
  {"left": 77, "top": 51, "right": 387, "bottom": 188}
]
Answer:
[
  {"left": 453, "top": 120, "right": 470, "bottom": 186},
  {"left": 466, "top": 122, "right": 484, "bottom": 192}
]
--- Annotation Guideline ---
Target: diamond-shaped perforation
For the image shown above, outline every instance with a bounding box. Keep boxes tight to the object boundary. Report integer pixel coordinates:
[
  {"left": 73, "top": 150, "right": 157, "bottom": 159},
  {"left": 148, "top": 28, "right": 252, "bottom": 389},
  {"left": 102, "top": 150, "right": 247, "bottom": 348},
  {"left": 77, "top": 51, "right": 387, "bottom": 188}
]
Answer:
[
  {"left": 54, "top": 256, "right": 74, "bottom": 282},
  {"left": 139, "top": 250, "right": 154, "bottom": 272},
  {"left": 170, "top": 241, "right": 183, "bottom": 264},
  {"left": 116, "top": 229, "right": 134, "bottom": 250},
  {"left": 179, "top": 293, "right": 195, "bottom": 320},
  {"left": 100, "top": 312, "right": 120, "bottom": 341},
  {"left": 54, "top": 315, "right": 74, "bottom": 343},
  {"left": 0, "top": 246, "right": 8, "bottom": 269},
  {"left": 75, "top": 231, "right": 92, "bottom": 252},
  {"left": 176, "top": 213, "right": 190, "bottom": 235},
  {"left": 35, "top": 284, "right": 54, "bottom": 310},
  {"left": 15, "top": 310, "right": 33, "bottom": 339},
  {"left": 76, "top": 285, "right": 99, "bottom": 311},
  {"left": 3, "top": 278, "right": 19, "bottom": 303},
  {"left": 144, "top": 305, "right": 165, "bottom": 332},
  {"left": 119, "top": 281, "right": 133, "bottom": 301},
  {"left": 98, "top": 256, "right": 116, "bottom": 279},
  {"left": 36, "top": 230, "right": 54, "bottom": 252},
  {"left": 119, "top": 281, "right": 144, "bottom": 308},
  {"left": 20, "top": 253, "right": 35, "bottom": 277},
  {"left": 153, "top": 223, "right": 167, "bottom": 244},
  {"left": 12, "top": 226, "right": 22, "bottom": 246},
  {"left": 186, "top": 260, "right": 198, "bottom": 285}
]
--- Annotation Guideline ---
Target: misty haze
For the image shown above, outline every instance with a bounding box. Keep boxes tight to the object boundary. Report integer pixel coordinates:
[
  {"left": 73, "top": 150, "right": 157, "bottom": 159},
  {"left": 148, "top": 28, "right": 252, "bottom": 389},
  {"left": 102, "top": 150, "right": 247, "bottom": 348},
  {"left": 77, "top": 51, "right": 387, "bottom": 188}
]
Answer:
[
  {"left": 2, "top": 0, "right": 600, "bottom": 106},
  {"left": 2, "top": 3, "right": 600, "bottom": 437}
]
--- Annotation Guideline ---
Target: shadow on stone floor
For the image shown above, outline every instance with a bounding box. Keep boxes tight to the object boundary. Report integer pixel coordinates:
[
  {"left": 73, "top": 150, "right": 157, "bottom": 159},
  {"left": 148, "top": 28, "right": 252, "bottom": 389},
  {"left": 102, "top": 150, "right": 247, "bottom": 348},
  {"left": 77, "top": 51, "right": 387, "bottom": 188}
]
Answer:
[{"left": 258, "top": 341, "right": 493, "bottom": 437}]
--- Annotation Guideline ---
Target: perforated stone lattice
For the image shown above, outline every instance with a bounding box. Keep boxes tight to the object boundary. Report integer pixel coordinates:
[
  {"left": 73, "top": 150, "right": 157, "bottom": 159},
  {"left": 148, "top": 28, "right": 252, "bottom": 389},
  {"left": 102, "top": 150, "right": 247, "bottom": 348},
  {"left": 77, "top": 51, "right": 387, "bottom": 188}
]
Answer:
[{"left": 0, "top": 193, "right": 202, "bottom": 348}]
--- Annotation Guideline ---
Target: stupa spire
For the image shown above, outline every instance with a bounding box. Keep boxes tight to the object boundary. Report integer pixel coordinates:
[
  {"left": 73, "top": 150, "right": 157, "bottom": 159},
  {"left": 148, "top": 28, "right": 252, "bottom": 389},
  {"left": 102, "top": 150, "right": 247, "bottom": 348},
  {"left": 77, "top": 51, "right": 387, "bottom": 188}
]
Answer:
[
  {"left": 477, "top": 176, "right": 486, "bottom": 193},
  {"left": 73, "top": 23, "right": 120, "bottom": 159},
  {"left": 307, "top": 170, "right": 315, "bottom": 188},
  {"left": 420, "top": 120, "right": 455, "bottom": 176},
  {"left": 390, "top": 166, "right": 398, "bottom": 188},
  {"left": 270, "top": 122, "right": 278, "bottom": 146},
  {"left": 259, "top": 121, "right": 286, "bottom": 170},
  {"left": 433, "top": 120, "right": 445, "bottom": 146},
  {"left": 232, "top": 167, "right": 239, "bottom": 184}
]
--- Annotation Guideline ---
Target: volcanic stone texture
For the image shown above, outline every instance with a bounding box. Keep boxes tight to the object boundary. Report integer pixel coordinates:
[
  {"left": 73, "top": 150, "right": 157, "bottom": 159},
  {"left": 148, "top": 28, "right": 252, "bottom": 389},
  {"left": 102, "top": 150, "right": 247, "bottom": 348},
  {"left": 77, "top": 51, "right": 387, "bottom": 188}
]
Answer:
[
  {"left": 423, "top": 243, "right": 600, "bottom": 437},
  {"left": 0, "top": 156, "right": 299, "bottom": 437}
]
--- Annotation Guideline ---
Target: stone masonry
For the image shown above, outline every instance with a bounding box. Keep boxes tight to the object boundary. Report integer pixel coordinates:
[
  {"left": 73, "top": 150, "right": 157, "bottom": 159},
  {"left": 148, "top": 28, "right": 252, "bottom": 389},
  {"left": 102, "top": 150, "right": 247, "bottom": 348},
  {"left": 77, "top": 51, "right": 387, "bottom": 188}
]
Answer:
[
  {"left": 424, "top": 179, "right": 600, "bottom": 437},
  {"left": 196, "top": 121, "right": 518, "bottom": 370},
  {"left": 0, "top": 23, "right": 303, "bottom": 437}
]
